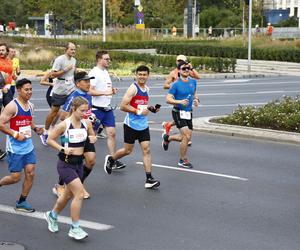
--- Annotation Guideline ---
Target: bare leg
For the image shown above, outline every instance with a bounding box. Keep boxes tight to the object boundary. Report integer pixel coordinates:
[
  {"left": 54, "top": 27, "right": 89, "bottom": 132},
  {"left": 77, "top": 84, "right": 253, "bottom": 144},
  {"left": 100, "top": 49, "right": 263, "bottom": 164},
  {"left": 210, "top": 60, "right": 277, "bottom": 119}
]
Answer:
[
  {"left": 45, "top": 106, "right": 60, "bottom": 130},
  {"left": 105, "top": 126, "right": 116, "bottom": 155},
  {"left": 21, "top": 164, "right": 35, "bottom": 197},
  {"left": 112, "top": 143, "right": 134, "bottom": 161},
  {"left": 139, "top": 141, "right": 151, "bottom": 173}
]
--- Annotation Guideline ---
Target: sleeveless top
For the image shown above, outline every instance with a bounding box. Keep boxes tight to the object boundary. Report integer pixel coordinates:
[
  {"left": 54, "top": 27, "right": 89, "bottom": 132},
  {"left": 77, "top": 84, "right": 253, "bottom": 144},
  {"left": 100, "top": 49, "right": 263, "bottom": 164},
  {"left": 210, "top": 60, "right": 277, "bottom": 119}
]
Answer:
[
  {"left": 6, "top": 99, "right": 34, "bottom": 154},
  {"left": 124, "top": 83, "right": 149, "bottom": 131},
  {"left": 60, "top": 118, "right": 88, "bottom": 148}
]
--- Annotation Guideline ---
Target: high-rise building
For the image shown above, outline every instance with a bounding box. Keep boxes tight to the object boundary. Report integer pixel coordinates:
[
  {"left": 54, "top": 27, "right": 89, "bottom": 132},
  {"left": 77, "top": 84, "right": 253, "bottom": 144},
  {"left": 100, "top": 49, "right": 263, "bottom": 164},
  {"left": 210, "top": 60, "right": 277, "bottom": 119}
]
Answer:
[{"left": 264, "top": 0, "right": 300, "bottom": 17}]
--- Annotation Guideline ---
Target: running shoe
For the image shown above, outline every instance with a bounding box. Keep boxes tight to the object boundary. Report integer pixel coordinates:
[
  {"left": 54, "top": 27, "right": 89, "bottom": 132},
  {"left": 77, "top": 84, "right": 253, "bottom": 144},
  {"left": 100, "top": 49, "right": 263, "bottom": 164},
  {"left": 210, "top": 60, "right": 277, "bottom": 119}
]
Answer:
[
  {"left": 68, "top": 226, "right": 88, "bottom": 240},
  {"left": 162, "top": 121, "right": 172, "bottom": 135},
  {"left": 97, "top": 130, "right": 107, "bottom": 139},
  {"left": 104, "top": 155, "right": 114, "bottom": 175},
  {"left": 0, "top": 149, "right": 6, "bottom": 160},
  {"left": 178, "top": 159, "right": 193, "bottom": 169},
  {"left": 40, "top": 133, "right": 48, "bottom": 146},
  {"left": 188, "top": 141, "right": 192, "bottom": 147},
  {"left": 112, "top": 160, "right": 126, "bottom": 170},
  {"left": 161, "top": 133, "right": 169, "bottom": 151},
  {"left": 44, "top": 211, "right": 59, "bottom": 233},
  {"left": 145, "top": 177, "right": 160, "bottom": 189},
  {"left": 52, "top": 184, "right": 65, "bottom": 197},
  {"left": 83, "top": 187, "right": 90, "bottom": 199},
  {"left": 15, "top": 200, "right": 35, "bottom": 213}
]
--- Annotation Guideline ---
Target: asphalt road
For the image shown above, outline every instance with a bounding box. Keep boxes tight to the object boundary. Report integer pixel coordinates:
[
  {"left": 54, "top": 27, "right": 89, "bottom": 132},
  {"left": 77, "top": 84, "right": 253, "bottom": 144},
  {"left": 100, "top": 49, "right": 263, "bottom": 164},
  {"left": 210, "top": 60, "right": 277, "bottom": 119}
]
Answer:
[{"left": 0, "top": 75, "right": 300, "bottom": 250}]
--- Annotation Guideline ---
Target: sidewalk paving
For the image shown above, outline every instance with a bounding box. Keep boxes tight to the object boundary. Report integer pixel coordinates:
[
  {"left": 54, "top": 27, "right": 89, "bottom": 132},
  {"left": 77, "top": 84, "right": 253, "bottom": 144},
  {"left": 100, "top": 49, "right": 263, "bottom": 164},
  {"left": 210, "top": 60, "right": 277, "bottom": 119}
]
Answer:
[{"left": 193, "top": 116, "right": 300, "bottom": 145}]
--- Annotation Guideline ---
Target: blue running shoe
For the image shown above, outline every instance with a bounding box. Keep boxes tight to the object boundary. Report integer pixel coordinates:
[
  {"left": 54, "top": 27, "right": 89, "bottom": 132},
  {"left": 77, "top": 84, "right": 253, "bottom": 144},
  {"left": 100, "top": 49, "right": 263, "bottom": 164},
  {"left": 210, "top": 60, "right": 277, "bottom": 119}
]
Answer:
[
  {"left": 40, "top": 133, "right": 48, "bottom": 146},
  {"left": 178, "top": 159, "right": 193, "bottom": 169},
  {"left": 15, "top": 201, "right": 35, "bottom": 213}
]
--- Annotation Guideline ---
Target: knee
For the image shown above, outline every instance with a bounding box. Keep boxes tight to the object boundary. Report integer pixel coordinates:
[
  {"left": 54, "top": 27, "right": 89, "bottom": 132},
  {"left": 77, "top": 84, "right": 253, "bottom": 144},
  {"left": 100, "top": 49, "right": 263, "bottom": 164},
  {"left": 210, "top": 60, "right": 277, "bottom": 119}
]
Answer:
[
  {"left": 106, "top": 130, "right": 116, "bottom": 139},
  {"left": 25, "top": 170, "right": 35, "bottom": 180},
  {"left": 124, "top": 148, "right": 133, "bottom": 155},
  {"left": 85, "top": 157, "right": 96, "bottom": 167},
  {"left": 143, "top": 146, "right": 151, "bottom": 156},
  {"left": 75, "top": 190, "right": 84, "bottom": 201}
]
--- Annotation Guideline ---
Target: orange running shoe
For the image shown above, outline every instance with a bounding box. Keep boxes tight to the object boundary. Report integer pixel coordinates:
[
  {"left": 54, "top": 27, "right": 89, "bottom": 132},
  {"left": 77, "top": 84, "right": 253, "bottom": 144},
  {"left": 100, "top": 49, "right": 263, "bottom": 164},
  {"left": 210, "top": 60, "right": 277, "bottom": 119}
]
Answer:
[{"left": 162, "top": 121, "right": 172, "bottom": 135}]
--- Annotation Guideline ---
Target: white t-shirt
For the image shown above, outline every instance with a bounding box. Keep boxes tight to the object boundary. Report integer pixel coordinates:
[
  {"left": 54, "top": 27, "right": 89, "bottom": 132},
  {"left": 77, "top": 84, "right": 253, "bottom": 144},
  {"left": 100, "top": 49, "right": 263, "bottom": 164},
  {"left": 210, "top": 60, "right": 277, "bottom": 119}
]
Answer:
[
  {"left": 52, "top": 54, "right": 76, "bottom": 96},
  {"left": 89, "top": 66, "right": 112, "bottom": 107}
]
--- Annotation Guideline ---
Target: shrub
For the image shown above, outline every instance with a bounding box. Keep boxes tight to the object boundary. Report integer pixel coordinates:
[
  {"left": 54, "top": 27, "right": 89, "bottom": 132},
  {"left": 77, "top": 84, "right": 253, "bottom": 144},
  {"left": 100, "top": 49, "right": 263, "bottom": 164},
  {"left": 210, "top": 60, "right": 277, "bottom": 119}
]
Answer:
[{"left": 216, "top": 96, "right": 300, "bottom": 132}]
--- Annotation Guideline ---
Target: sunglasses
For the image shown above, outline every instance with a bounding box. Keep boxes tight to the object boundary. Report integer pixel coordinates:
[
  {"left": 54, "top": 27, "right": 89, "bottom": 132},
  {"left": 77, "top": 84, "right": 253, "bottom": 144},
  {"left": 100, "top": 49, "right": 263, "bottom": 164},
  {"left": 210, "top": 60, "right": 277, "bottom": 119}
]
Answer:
[
  {"left": 180, "top": 67, "right": 190, "bottom": 71},
  {"left": 103, "top": 58, "right": 111, "bottom": 61}
]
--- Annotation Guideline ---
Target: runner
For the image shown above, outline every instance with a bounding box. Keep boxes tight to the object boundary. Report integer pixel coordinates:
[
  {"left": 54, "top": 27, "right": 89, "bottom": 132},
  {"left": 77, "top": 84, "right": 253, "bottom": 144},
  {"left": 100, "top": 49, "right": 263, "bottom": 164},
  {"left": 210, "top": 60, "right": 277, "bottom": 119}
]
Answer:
[
  {"left": 40, "top": 42, "right": 77, "bottom": 146},
  {"left": 0, "top": 78, "right": 43, "bottom": 212},
  {"left": 162, "top": 61, "right": 199, "bottom": 168},
  {"left": 162, "top": 54, "right": 200, "bottom": 146},
  {"left": 8, "top": 46, "right": 21, "bottom": 97},
  {"left": 45, "top": 96, "right": 96, "bottom": 240},
  {"left": 0, "top": 71, "right": 8, "bottom": 160},
  {"left": 103, "top": 65, "right": 160, "bottom": 189},
  {"left": 0, "top": 43, "right": 14, "bottom": 107},
  {"left": 52, "top": 71, "right": 96, "bottom": 199},
  {"left": 88, "top": 50, "right": 125, "bottom": 170}
]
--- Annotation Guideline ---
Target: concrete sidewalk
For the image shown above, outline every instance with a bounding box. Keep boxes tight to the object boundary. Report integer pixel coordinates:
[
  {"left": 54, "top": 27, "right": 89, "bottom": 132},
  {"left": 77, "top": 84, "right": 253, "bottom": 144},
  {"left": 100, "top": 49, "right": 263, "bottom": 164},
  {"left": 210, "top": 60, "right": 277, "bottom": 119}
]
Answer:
[{"left": 193, "top": 116, "right": 300, "bottom": 145}]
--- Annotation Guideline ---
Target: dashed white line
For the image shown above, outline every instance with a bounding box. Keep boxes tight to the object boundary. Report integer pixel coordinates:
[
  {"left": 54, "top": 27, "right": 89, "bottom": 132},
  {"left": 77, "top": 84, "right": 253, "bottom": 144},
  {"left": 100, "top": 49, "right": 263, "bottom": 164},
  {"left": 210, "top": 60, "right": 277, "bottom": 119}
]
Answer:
[
  {"left": 136, "top": 162, "right": 248, "bottom": 181},
  {"left": 0, "top": 204, "right": 113, "bottom": 231}
]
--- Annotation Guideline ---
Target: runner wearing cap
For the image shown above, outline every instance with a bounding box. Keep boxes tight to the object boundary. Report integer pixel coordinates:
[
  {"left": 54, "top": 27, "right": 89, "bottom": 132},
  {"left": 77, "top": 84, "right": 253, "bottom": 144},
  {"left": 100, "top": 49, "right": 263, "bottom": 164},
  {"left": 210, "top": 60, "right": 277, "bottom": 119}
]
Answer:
[
  {"left": 52, "top": 71, "right": 96, "bottom": 199},
  {"left": 162, "top": 55, "right": 200, "bottom": 145},
  {"left": 162, "top": 61, "right": 199, "bottom": 168}
]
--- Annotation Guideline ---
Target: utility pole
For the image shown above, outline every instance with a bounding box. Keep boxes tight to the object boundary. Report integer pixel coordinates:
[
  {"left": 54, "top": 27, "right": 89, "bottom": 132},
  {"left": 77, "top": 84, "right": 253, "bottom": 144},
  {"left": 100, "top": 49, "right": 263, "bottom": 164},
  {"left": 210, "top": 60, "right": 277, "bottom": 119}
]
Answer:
[
  {"left": 102, "top": 0, "right": 106, "bottom": 43},
  {"left": 187, "top": 0, "right": 193, "bottom": 38},
  {"left": 247, "top": 0, "right": 252, "bottom": 72}
]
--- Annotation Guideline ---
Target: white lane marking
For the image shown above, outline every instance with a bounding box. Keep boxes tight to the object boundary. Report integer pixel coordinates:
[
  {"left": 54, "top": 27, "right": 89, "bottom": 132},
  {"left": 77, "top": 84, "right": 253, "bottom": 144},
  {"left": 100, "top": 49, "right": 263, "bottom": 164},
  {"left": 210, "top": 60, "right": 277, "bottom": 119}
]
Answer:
[
  {"left": 199, "top": 81, "right": 300, "bottom": 87},
  {"left": 0, "top": 204, "right": 113, "bottom": 231},
  {"left": 223, "top": 79, "right": 250, "bottom": 83},
  {"left": 136, "top": 162, "right": 248, "bottom": 181}
]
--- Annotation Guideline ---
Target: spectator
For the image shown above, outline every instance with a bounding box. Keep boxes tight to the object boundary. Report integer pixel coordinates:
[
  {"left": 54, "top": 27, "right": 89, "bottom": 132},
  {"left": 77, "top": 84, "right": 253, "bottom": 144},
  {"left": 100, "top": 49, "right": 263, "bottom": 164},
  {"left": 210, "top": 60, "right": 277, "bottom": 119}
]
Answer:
[{"left": 266, "top": 23, "right": 273, "bottom": 37}]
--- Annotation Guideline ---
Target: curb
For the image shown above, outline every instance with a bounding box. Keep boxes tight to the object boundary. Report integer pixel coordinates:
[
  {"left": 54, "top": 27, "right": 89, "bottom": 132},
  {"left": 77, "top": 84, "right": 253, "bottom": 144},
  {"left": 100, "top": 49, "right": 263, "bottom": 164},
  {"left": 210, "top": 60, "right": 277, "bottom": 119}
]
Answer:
[
  {"left": 193, "top": 116, "right": 300, "bottom": 145},
  {"left": 20, "top": 71, "right": 279, "bottom": 81}
]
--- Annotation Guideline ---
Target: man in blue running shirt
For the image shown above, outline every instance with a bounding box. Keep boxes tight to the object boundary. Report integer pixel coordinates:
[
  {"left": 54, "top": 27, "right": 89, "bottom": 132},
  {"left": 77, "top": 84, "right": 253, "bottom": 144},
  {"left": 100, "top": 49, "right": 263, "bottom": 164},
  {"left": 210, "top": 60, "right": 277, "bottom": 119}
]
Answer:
[{"left": 162, "top": 61, "right": 199, "bottom": 169}]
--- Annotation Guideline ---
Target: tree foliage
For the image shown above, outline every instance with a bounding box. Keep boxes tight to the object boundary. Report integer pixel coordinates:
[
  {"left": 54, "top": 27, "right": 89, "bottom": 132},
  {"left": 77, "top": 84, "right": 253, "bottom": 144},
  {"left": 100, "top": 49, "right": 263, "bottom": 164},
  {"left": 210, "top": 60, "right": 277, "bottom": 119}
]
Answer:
[{"left": 0, "top": 0, "right": 289, "bottom": 30}]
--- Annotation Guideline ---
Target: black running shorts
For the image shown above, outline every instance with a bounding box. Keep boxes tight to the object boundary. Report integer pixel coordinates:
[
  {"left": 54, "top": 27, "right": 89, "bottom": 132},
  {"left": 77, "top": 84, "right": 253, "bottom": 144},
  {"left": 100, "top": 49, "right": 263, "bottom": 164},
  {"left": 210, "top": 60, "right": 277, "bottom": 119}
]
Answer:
[
  {"left": 123, "top": 124, "right": 150, "bottom": 144},
  {"left": 172, "top": 109, "right": 193, "bottom": 130}
]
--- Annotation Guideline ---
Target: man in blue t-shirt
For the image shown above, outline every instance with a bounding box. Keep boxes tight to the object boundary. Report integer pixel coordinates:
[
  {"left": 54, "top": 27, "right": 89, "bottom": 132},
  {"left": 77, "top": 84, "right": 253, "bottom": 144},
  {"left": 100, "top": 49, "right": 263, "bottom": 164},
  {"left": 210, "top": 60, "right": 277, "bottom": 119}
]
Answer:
[
  {"left": 162, "top": 61, "right": 199, "bottom": 168},
  {"left": 52, "top": 71, "right": 96, "bottom": 199}
]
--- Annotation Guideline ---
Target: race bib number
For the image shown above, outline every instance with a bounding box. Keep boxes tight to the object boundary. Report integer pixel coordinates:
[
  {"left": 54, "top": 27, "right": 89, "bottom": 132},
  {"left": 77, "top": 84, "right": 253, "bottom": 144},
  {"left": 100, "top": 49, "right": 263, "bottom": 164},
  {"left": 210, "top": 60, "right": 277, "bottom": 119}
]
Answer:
[
  {"left": 19, "top": 125, "right": 32, "bottom": 138},
  {"left": 179, "top": 110, "right": 191, "bottom": 120},
  {"left": 68, "top": 128, "right": 87, "bottom": 143}
]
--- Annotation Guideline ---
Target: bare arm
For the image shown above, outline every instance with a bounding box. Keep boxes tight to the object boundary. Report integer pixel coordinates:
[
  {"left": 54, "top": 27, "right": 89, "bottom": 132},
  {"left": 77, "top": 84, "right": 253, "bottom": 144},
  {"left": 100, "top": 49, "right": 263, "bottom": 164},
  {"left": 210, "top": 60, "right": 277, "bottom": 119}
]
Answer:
[
  {"left": 89, "top": 85, "right": 114, "bottom": 97},
  {"left": 0, "top": 102, "right": 26, "bottom": 141},
  {"left": 166, "top": 93, "right": 188, "bottom": 106},
  {"left": 120, "top": 84, "right": 138, "bottom": 114},
  {"left": 163, "top": 72, "right": 175, "bottom": 90},
  {"left": 87, "top": 120, "right": 97, "bottom": 144},
  {"left": 40, "top": 72, "right": 54, "bottom": 87},
  {"left": 47, "top": 121, "right": 66, "bottom": 152}
]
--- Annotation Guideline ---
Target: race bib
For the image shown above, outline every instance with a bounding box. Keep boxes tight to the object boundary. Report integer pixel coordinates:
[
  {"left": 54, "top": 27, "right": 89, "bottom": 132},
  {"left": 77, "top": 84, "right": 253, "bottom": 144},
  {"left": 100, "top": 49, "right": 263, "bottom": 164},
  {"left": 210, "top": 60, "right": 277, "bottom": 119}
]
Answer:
[
  {"left": 68, "top": 128, "right": 87, "bottom": 143},
  {"left": 137, "top": 104, "right": 148, "bottom": 115},
  {"left": 19, "top": 125, "right": 32, "bottom": 138},
  {"left": 64, "top": 77, "right": 74, "bottom": 85},
  {"left": 179, "top": 110, "right": 191, "bottom": 120}
]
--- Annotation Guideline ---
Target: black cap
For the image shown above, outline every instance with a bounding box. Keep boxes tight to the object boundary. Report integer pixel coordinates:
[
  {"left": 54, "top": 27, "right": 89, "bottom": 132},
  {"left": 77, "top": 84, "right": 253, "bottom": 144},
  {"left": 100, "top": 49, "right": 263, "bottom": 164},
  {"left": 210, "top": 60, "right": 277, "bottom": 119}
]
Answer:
[
  {"left": 177, "top": 60, "right": 188, "bottom": 69},
  {"left": 74, "top": 71, "right": 95, "bottom": 83}
]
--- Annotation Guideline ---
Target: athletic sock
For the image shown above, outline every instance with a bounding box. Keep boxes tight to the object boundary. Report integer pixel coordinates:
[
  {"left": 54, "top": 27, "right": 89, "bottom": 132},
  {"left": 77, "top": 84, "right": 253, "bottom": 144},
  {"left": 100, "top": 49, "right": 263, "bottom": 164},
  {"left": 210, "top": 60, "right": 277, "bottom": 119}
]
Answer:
[
  {"left": 72, "top": 221, "right": 80, "bottom": 228},
  {"left": 82, "top": 165, "right": 92, "bottom": 183},
  {"left": 18, "top": 195, "right": 27, "bottom": 204},
  {"left": 50, "top": 210, "right": 58, "bottom": 219},
  {"left": 146, "top": 172, "right": 153, "bottom": 180}
]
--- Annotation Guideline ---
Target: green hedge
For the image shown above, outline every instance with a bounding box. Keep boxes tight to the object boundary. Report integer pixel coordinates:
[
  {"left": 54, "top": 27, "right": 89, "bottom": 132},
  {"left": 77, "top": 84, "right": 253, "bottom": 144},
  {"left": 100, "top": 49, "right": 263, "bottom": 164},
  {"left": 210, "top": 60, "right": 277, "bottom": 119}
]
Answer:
[
  {"left": 76, "top": 50, "right": 236, "bottom": 73},
  {"left": 156, "top": 43, "right": 300, "bottom": 63}
]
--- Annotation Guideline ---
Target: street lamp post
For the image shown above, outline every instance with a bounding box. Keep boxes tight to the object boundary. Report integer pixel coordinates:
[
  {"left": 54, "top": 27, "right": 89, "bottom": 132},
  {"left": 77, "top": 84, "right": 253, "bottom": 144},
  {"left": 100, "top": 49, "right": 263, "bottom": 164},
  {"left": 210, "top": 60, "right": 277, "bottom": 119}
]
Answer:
[
  {"left": 247, "top": 0, "right": 253, "bottom": 72},
  {"left": 102, "top": 0, "right": 106, "bottom": 43}
]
